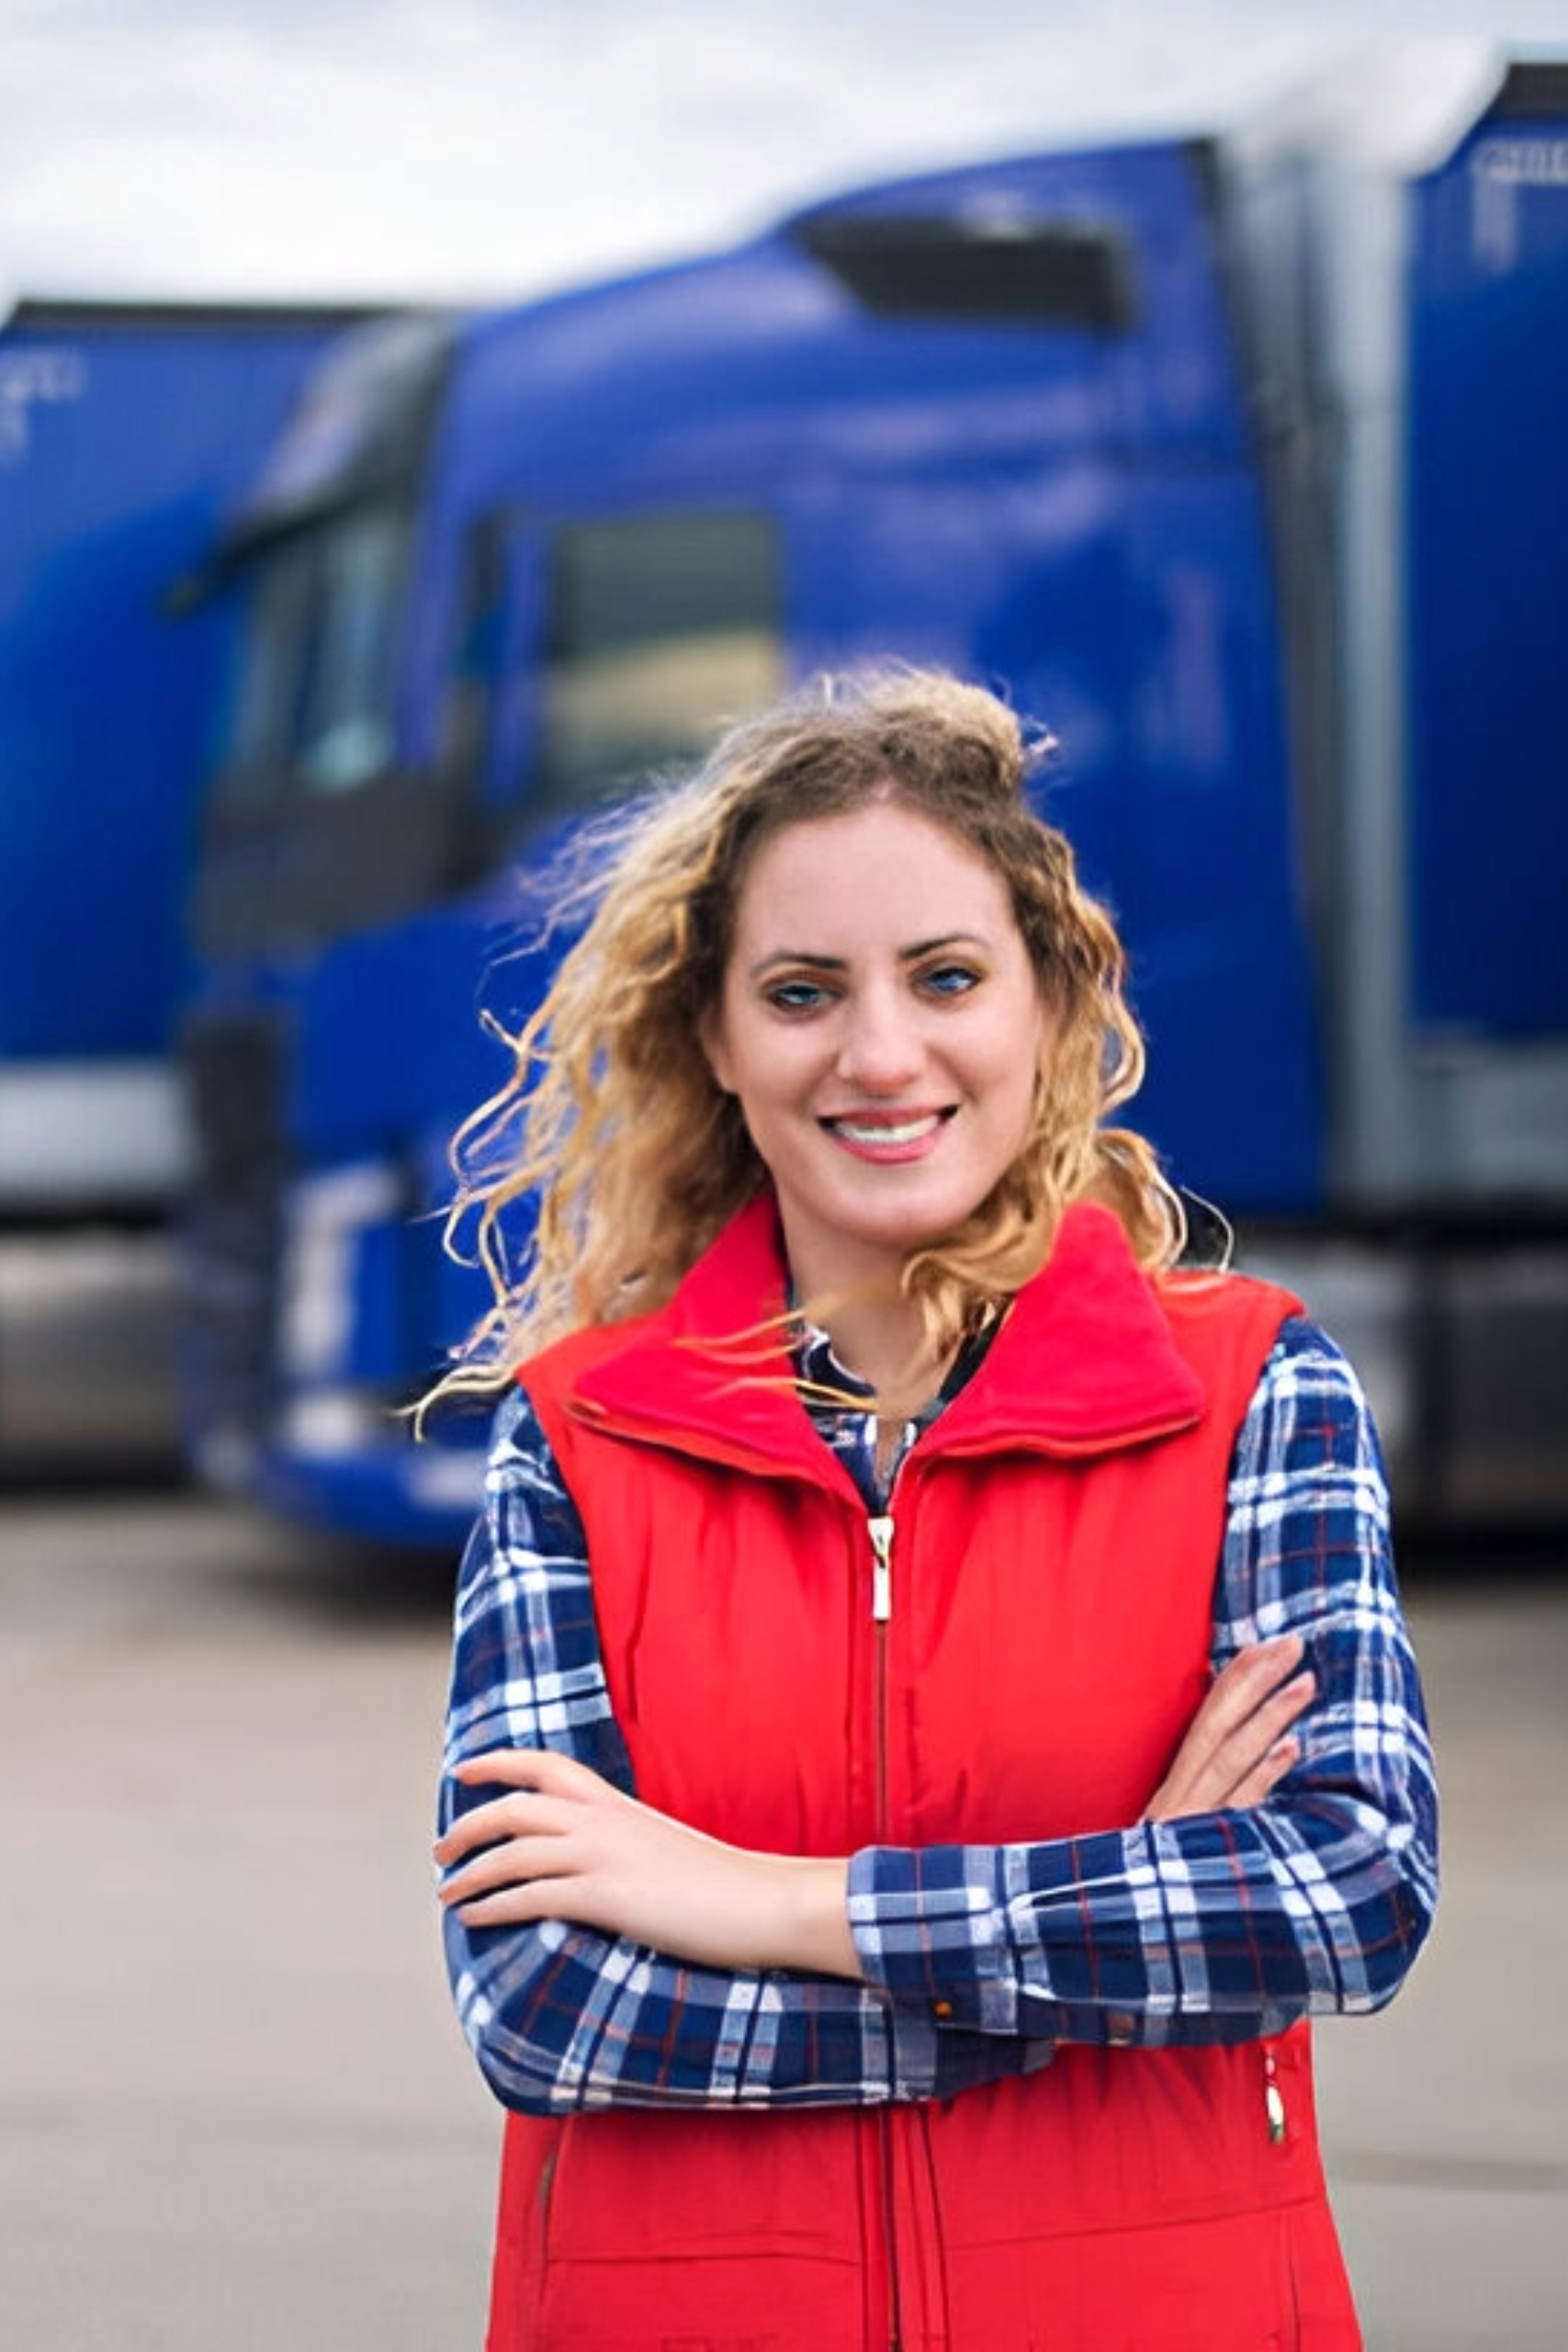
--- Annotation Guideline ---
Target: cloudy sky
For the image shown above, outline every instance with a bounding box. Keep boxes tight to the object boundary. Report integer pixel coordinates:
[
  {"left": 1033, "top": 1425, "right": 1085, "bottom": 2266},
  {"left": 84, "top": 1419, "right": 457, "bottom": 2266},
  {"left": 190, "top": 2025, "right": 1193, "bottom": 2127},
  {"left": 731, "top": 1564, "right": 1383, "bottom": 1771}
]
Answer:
[{"left": 4, "top": 0, "right": 1564, "bottom": 314}]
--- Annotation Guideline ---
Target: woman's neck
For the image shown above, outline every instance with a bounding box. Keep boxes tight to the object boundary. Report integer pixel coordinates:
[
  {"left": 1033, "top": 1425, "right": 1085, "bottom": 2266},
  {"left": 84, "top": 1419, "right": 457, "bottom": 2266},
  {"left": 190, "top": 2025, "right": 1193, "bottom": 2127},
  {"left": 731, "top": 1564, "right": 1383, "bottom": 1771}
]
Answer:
[{"left": 811, "top": 1293, "right": 948, "bottom": 1415}]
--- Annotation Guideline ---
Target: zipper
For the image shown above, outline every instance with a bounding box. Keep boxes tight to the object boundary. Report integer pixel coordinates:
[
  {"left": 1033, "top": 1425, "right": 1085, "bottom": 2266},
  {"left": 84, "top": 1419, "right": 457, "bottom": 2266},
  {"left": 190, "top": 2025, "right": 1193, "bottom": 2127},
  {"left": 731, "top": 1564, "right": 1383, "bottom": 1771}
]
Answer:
[
  {"left": 869, "top": 1512, "right": 895, "bottom": 1621},
  {"left": 866, "top": 1508, "right": 902, "bottom": 2349},
  {"left": 868, "top": 1512, "right": 895, "bottom": 1828}
]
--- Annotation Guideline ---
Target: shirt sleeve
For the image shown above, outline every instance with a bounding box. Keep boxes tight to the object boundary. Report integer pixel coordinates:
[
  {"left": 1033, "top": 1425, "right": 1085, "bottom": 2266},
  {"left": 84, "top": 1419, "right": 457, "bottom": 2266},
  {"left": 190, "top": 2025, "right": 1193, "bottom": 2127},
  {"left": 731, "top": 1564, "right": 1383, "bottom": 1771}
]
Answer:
[
  {"left": 438, "top": 1387, "right": 1044, "bottom": 2112},
  {"left": 845, "top": 1318, "right": 1439, "bottom": 2046}
]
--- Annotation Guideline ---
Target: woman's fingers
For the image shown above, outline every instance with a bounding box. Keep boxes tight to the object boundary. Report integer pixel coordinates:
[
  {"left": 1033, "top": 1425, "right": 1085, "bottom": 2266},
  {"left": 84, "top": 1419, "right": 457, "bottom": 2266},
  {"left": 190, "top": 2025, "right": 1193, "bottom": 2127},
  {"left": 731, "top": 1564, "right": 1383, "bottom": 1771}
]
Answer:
[
  {"left": 435, "top": 1748, "right": 659, "bottom": 1932},
  {"left": 438, "top": 1834, "right": 579, "bottom": 1908},
  {"left": 451, "top": 1746, "right": 601, "bottom": 1795},
  {"left": 435, "top": 1747, "right": 618, "bottom": 1867},
  {"left": 1197, "top": 1635, "right": 1305, "bottom": 1736},
  {"left": 1145, "top": 1636, "right": 1316, "bottom": 1822},
  {"left": 446, "top": 1881, "right": 581, "bottom": 1929},
  {"left": 1193, "top": 1668, "right": 1315, "bottom": 1802},
  {"left": 1224, "top": 1734, "right": 1302, "bottom": 1813},
  {"left": 434, "top": 1788, "right": 578, "bottom": 1867}
]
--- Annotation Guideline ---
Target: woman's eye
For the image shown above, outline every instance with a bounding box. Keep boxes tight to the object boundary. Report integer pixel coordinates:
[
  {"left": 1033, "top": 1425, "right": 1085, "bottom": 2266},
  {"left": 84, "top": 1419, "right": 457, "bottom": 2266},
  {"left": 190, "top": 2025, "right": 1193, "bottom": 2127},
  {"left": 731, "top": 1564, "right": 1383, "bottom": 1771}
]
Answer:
[
  {"left": 766, "top": 979, "right": 831, "bottom": 1012},
  {"left": 919, "top": 964, "right": 981, "bottom": 999}
]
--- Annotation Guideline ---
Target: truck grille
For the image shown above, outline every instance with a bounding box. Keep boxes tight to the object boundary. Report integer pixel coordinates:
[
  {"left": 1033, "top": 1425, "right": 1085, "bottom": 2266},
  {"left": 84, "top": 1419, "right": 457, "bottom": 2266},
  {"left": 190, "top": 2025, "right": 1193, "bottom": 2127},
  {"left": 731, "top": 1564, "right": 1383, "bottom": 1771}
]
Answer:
[{"left": 178, "top": 1009, "right": 290, "bottom": 1471}]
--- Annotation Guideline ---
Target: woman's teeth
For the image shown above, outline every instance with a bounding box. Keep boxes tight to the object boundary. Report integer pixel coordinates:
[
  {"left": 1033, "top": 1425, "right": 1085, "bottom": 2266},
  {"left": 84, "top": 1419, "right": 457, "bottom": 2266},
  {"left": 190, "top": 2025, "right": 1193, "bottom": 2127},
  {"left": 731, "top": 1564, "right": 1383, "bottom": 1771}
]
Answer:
[{"left": 829, "top": 1114, "right": 942, "bottom": 1146}]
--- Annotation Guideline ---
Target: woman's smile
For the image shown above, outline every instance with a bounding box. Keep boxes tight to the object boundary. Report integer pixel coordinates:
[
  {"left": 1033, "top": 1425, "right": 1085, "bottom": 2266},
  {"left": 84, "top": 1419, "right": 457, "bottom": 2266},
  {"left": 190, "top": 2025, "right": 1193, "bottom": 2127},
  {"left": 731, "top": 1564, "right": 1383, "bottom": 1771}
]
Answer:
[{"left": 818, "top": 1106, "right": 955, "bottom": 1159}]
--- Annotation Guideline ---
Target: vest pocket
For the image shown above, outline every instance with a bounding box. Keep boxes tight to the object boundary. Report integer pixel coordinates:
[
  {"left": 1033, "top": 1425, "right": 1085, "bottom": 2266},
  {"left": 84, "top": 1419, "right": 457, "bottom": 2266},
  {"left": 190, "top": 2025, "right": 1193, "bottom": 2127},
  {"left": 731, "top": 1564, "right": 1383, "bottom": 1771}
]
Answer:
[
  {"left": 1275, "top": 2195, "right": 1364, "bottom": 2351},
  {"left": 529, "top": 2145, "right": 558, "bottom": 2337},
  {"left": 543, "top": 2109, "right": 866, "bottom": 2264}
]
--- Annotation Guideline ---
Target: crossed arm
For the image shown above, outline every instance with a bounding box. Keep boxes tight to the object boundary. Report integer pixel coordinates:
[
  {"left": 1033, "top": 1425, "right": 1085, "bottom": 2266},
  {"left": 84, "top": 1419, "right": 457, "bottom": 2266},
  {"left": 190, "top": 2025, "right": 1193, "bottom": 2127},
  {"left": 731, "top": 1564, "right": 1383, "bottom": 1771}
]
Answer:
[
  {"left": 434, "top": 1325, "right": 1438, "bottom": 2111},
  {"left": 438, "top": 1637, "right": 1313, "bottom": 1973}
]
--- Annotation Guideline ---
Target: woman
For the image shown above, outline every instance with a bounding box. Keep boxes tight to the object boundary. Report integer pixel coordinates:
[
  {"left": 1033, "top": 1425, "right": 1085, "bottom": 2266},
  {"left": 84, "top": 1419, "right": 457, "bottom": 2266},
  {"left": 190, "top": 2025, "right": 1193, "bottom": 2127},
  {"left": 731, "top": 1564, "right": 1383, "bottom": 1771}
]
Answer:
[{"left": 432, "top": 671, "right": 1437, "bottom": 2350}]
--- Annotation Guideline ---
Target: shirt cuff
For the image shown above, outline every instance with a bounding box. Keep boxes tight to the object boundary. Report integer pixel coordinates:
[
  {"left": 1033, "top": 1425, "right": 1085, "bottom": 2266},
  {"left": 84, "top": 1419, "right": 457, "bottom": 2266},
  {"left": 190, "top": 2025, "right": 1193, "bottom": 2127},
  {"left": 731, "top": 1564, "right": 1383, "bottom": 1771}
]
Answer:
[
  {"left": 848, "top": 1828, "right": 1146, "bottom": 2037},
  {"left": 847, "top": 1843, "right": 1018, "bottom": 2031}
]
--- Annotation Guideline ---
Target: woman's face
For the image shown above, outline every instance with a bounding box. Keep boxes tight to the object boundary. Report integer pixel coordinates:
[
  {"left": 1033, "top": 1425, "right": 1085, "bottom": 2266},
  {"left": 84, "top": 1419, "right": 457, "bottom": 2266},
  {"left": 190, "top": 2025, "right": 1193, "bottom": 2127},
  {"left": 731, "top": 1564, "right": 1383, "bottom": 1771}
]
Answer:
[{"left": 704, "top": 797, "right": 1048, "bottom": 1301}]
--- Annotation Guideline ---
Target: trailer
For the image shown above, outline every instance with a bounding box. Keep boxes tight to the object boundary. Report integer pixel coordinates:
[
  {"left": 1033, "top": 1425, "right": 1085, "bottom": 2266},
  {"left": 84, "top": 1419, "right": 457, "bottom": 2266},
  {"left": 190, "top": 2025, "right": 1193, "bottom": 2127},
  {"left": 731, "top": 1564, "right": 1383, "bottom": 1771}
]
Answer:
[
  {"left": 1222, "top": 47, "right": 1568, "bottom": 1517},
  {"left": 177, "top": 48, "right": 1568, "bottom": 1544},
  {"left": 0, "top": 300, "right": 378, "bottom": 1469}
]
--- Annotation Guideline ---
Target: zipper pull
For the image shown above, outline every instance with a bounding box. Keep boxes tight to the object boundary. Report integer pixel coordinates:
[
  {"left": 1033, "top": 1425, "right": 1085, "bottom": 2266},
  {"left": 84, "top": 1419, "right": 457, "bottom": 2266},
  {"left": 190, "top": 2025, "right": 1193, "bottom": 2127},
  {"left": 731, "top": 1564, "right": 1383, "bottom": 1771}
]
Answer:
[
  {"left": 868, "top": 1514, "right": 894, "bottom": 1623},
  {"left": 1263, "top": 2045, "right": 1287, "bottom": 2145}
]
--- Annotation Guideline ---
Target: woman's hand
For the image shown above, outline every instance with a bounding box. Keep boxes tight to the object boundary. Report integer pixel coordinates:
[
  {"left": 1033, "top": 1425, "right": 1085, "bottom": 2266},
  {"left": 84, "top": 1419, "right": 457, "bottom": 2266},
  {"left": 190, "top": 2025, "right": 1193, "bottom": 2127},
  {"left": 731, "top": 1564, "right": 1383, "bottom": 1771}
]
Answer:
[
  {"left": 1144, "top": 1634, "right": 1315, "bottom": 1823},
  {"left": 435, "top": 1747, "right": 861, "bottom": 1978}
]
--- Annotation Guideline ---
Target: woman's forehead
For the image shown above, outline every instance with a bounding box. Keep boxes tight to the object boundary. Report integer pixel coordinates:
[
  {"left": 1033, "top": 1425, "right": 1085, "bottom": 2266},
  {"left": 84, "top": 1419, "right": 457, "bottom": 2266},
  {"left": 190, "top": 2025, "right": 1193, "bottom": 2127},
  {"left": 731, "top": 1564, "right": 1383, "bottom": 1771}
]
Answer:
[{"left": 731, "top": 801, "right": 1011, "bottom": 930}]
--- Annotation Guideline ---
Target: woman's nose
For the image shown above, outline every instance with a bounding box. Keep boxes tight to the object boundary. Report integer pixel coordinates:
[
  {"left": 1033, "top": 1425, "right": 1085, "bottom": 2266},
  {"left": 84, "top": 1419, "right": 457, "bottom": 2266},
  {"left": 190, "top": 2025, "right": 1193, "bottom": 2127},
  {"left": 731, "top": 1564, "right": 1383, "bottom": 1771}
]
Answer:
[{"left": 834, "top": 990, "right": 925, "bottom": 1091}]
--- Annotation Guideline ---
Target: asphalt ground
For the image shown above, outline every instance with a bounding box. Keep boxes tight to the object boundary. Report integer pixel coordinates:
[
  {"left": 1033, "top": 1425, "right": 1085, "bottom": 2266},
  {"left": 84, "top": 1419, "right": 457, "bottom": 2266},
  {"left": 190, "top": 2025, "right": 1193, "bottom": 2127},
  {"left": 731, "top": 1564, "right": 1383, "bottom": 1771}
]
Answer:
[{"left": 1, "top": 1496, "right": 1563, "bottom": 2350}]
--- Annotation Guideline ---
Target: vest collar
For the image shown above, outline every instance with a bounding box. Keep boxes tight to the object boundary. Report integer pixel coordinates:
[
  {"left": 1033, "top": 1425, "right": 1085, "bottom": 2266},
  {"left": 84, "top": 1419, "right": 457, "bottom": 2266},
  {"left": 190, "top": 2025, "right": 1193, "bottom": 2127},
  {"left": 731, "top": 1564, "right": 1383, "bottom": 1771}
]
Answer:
[{"left": 567, "top": 1190, "right": 1205, "bottom": 1476}]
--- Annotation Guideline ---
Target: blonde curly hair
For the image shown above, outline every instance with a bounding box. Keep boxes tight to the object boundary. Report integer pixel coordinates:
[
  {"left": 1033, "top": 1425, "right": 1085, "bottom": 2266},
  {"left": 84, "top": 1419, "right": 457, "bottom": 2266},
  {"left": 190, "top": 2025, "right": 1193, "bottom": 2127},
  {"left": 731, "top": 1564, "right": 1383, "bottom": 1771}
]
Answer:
[{"left": 428, "top": 667, "right": 1184, "bottom": 1405}]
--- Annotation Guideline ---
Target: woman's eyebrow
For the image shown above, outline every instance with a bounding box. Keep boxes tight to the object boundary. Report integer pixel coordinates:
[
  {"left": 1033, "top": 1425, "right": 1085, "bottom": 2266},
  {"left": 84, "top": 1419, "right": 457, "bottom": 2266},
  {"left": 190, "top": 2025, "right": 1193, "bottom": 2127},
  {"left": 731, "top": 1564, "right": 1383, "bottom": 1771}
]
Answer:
[
  {"left": 899, "top": 933, "right": 988, "bottom": 961},
  {"left": 747, "top": 933, "right": 990, "bottom": 981},
  {"left": 747, "top": 950, "right": 850, "bottom": 978}
]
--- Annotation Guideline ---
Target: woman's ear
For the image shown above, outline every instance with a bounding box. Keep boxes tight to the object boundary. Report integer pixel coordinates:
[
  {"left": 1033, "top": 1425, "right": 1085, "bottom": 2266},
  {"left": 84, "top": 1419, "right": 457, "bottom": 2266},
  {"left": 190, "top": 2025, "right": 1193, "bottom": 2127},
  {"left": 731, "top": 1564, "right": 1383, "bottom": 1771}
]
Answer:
[{"left": 698, "top": 1010, "right": 735, "bottom": 1095}]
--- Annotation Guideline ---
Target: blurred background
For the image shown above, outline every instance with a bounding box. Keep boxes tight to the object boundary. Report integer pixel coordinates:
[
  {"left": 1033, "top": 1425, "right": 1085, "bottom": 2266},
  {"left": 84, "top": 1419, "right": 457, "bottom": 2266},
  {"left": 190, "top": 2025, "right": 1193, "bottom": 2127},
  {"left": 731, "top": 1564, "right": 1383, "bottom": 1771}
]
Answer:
[{"left": 2, "top": 2, "right": 1565, "bottom": 2346}]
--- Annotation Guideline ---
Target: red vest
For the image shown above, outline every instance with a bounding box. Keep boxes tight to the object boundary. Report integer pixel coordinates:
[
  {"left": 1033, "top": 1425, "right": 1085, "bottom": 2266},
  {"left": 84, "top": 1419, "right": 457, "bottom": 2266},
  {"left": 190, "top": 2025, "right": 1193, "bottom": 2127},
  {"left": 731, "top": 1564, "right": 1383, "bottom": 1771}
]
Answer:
[{"left": 488, "top": 1195, "right": 1359, "bottom": 2350}]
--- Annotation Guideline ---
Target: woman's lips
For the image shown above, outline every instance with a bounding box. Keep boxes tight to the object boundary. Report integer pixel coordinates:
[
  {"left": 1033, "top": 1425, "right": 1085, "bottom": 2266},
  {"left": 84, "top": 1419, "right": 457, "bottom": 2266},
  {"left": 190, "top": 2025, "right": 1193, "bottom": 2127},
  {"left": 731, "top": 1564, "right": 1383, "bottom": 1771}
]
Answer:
[{"left": 819, "top": 1108, "right": 953, "bottom": 1161}]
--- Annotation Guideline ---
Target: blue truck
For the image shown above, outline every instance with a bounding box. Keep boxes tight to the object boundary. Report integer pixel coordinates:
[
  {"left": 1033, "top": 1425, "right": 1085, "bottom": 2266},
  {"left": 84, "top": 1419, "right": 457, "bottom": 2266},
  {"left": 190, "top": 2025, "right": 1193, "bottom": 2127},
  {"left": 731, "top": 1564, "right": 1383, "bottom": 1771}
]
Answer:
[
  {"left": 178, "top": 47, "right": 1568, "bottom": 1544},
  {"left": 0, "top": 300, "right": 376, "bottom": 1468}
]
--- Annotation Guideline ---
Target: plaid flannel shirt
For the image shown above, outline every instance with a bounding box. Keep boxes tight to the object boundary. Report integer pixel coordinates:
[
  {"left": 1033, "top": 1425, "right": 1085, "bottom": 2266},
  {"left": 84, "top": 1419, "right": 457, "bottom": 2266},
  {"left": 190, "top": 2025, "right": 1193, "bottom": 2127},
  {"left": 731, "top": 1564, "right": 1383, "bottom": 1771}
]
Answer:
[{"left": 438, "top": 1317, "right": 1438, "bottom": 2113}]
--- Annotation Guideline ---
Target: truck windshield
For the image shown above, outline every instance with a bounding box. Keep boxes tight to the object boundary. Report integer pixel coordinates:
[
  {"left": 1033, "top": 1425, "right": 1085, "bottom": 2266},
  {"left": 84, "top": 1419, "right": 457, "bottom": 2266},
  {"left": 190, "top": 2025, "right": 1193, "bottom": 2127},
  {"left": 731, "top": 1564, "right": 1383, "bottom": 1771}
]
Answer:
[{"left": 221, "top": 499, "right": 409, "bottom": 803}]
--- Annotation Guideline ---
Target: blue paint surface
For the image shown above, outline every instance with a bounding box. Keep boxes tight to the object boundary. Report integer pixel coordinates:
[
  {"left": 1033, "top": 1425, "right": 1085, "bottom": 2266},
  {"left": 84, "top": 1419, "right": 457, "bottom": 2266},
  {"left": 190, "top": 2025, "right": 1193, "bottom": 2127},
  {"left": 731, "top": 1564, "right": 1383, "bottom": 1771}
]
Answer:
[
  {"left": 0, "top": 317, "right": 351, "bottom": 1057},
  {"left": 1406, "top": 109, "right": 1568, "bottom": 1038}
]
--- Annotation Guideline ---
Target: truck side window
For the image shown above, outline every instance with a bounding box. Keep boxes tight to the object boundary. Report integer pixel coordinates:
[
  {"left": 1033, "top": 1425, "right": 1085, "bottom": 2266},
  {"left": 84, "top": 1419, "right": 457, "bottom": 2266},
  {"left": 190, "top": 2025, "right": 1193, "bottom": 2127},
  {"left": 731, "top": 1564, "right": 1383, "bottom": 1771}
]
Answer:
[{"left": 534, "top": 512, "right": 783, "bottom": 817}]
